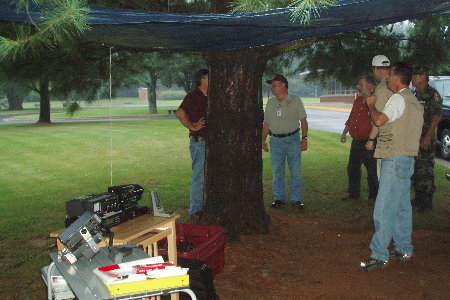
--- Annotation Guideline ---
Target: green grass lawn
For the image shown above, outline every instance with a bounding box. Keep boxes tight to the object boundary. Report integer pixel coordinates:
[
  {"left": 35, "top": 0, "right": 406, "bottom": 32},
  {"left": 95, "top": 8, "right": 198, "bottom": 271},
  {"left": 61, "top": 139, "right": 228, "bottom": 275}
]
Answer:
[
  {"left": 1, "top": 97, "right": 321, "bottom": 119},
  {"left": 0, "top": 119, "right": 448, "bottom": 299},
  {"left": 1, "top": 98, "right": 181, "bottom": 119},
  {"left": 10, "top": 106, "right": 181, "bottom": 120}
]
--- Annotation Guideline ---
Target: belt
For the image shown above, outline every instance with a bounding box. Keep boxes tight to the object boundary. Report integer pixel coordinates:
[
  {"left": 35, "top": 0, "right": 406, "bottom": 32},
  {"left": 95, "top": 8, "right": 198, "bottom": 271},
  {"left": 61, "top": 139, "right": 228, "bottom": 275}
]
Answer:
[
  {"left": 269, "top": 128, "right": 299, "bottom": 138},
  {"left": 190, "top": 136, "right": 206, "bottom": 142}
]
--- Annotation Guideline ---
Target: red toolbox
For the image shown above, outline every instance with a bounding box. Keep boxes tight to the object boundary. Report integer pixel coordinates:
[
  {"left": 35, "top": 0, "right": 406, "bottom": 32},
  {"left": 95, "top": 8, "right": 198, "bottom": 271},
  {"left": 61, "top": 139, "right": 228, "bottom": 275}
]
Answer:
[{"left": 158, "top": 224, "right": 225, "bottom": 276}]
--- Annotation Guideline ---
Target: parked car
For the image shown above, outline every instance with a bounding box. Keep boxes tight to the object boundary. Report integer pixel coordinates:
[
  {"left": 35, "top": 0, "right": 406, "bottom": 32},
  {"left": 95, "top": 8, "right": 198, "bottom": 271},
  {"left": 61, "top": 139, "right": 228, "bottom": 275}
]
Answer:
[
  {"left": 430, "top": 76, "right": 450, "bottom": 160},
  {"left": 436, "top": 96, "right": 450, "bottom": 159}
]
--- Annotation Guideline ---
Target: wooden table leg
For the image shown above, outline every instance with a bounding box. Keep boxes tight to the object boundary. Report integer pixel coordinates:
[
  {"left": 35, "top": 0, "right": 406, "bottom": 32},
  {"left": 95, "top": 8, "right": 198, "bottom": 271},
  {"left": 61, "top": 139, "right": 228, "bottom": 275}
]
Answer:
[
  {"left": 167, "top": 219, "right": 177, "bottom": 265},
  {"left": 167, "top": 219, "right": 179, "bottom": 300}
]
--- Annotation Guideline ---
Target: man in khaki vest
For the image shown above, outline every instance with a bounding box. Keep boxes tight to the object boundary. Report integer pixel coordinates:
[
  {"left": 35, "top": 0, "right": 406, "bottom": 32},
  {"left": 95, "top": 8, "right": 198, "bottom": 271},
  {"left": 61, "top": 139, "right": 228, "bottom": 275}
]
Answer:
[{"left": 360, "top": 62, "right": 424, "bottom": 271}]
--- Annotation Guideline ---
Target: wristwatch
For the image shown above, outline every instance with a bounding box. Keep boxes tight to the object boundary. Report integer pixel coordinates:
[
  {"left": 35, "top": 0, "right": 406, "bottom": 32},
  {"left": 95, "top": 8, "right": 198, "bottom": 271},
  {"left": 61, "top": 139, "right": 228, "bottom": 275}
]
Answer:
[
  {"left": 368, "top": 138, "right": 376, "bottom": 142},
  {"left": 302, "top": 136, "right": 307, "bottom": 140}
]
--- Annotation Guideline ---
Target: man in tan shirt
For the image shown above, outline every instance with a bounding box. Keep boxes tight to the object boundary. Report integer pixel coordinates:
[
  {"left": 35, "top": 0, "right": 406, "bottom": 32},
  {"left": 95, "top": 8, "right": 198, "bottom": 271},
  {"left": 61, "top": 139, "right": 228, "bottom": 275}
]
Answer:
[
  {"left": 262, "top": 74, "right": 308, "bottom": 210},
  {"left": 365, "top": 55, "right": 393, "bottom": 152}
]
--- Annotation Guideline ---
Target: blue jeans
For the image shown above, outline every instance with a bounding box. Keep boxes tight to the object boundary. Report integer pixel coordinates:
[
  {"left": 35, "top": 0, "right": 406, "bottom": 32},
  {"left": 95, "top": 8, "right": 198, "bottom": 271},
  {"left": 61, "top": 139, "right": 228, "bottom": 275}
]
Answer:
[
  {"left": 270, "top": 133, "right": 302, "bottom": 203},
  {"left": 189, "top": 140, "right": 205, "bottom": 215},
  {"left": 369, "top": 155, "right": 414, "bottom": 261}
]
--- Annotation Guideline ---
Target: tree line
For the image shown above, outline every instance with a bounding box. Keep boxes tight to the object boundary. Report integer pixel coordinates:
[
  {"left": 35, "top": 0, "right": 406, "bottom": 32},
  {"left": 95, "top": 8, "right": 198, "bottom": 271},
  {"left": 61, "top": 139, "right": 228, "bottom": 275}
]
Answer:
[{"left": 1, "top": 8, "right": 446, "bottom": 120}]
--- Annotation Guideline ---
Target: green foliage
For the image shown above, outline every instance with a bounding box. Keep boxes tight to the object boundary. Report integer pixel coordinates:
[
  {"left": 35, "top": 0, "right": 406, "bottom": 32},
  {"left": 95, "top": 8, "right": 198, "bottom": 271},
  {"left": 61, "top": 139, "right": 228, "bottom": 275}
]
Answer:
[
  {"left": 294, "top": 27, "right": 403, "bottom": 87},
  {"left": 278, "top": 15, "right": 449, "bottom": 86},
  {"left": 0, "top": 73, "right": 30, "bottom": 110},
  {"left": 159, "top": 53, "right": 207, "bottom": 93},
  {"left": 229, "top": 0, "right": 335, "bottom": 24},
  {"left": 229, "top": 0, "right": 278, "bottom": 12},
  {"left": 116, "top": 51, "right": 205, "bottom": 114},
  {"left": 65, "top": 101, "right": 80, "bottom": 116},
  {"left": 125, "top": 52, "right": 206, "bottom": 93},
  {"left": 0, "top": 98, "right": 7, "bottom": 110},
  {"left": 405, "top": 15, "right": 450, "bottom": 75},
  {"left": 0, "top": 0, "right": 91, "bottom": 61},
  {"left": 158, "top": 90, "right": 187, "bottom": 100},
  {"left": 289, "top": 0, "right": 336, "bottom": 24}
]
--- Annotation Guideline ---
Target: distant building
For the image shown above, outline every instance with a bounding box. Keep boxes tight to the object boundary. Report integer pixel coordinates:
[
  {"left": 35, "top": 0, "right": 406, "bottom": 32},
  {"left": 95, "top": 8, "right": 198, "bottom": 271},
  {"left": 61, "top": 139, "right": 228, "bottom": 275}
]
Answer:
[{"left": 138, "top": 88, "right": 147, "bottom": 101}]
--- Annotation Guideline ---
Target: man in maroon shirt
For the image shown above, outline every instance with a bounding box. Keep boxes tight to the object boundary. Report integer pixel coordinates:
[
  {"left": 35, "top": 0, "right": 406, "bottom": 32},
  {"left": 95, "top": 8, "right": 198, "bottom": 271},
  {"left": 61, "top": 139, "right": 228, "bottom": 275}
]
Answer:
[
  {"left": 176, "top": 69, "right": 208, "bottom": 224},
  {"left": 341, "top": 75, "right": 378, "bottom": 203}
]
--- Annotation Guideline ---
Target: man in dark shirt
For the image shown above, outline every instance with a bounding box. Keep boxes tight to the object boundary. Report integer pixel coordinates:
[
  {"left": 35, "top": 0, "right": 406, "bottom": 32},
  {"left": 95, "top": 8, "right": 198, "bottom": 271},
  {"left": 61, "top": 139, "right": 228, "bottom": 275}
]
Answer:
[
  {"left": 176, "top": 69, "right": 208, "bottom": 224},
  {"left": 341, "top": 75, "right": 378, "bottom": 203}
]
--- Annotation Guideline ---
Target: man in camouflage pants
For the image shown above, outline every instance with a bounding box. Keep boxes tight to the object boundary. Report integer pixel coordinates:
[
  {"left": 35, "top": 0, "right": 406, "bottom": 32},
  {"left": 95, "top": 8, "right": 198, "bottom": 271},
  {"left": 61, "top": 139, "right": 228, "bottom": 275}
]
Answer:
[{"left": 411, "top": 66, "right": 442, "bottom": 214}]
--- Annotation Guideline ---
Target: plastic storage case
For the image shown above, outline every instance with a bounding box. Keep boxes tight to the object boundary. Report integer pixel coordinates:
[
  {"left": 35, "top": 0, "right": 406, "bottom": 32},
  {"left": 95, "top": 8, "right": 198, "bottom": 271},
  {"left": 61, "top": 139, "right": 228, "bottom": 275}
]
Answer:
[{"left": 158, "top": 224, "right": 225, "bottom": 276}]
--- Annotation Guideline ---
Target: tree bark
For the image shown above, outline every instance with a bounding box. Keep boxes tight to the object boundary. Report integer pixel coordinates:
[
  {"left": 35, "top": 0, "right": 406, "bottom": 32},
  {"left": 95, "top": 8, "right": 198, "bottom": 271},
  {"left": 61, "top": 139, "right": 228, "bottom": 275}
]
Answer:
[
  {"left": 211, "top": 0, "right": 230, "bottom": 13},
  {"left": 146, "top": 71, "right": 157, "bottom": 114},
  {"left": 5, "top": 87, "right": 24, "bottom": 110},
  {"left": 203, "top": 47, "right": 275, "bottom": 240},
  {"left": 38, "top": 78, "right": 51, "bottom": 123}
]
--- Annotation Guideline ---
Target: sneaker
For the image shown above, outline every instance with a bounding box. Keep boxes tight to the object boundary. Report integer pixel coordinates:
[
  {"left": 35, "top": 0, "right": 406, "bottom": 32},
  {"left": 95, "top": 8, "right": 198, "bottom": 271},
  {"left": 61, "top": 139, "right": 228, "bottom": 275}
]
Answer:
[
  {"left": 389, "top": 250, "right": 412, "bottom": 261},
  {"left": 360, "top": 257, "right": 387, "bottom": 271},
  {"left": 293, "top": 201, "right": 304, "bottom": 209},
  {"left": 270, "top": 200, "right": 285, "bottom": 208}
]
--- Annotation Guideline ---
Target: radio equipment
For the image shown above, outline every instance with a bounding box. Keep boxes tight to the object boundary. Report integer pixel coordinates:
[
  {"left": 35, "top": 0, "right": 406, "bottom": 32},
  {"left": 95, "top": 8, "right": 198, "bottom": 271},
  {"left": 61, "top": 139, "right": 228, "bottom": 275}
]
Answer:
[
  {"left": 59, "top": 211, "right": 103, "bottom": 263},
  {"left": 65, "top": 184, "right": 145, "bottom": 228}
]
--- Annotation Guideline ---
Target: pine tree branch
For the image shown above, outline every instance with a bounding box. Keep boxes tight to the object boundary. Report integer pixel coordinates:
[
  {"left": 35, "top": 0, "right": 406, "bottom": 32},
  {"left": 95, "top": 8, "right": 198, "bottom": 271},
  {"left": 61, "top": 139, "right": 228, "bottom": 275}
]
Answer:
[
  {"left": 0, "top": 0, "right": 91, "bottom": 61},
  {"left": 289, "top": 0, "right": 335, "bottom": 23},
  {"left": 229, "top": 0, "right": 335, "bottom": 24}
]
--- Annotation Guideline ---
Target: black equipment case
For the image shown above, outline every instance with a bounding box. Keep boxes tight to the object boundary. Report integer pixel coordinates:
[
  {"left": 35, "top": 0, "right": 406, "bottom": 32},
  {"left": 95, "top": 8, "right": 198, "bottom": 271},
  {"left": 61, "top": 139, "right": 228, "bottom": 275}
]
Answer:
[{"left": 162, "top": 256, "right": 219, "bottom": 300}]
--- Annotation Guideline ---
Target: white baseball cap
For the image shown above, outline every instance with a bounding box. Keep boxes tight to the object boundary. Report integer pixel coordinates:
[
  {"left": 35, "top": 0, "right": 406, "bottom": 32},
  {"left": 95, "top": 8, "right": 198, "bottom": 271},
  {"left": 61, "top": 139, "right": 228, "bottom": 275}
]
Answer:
[{"left": 372, "top": 55, "right": 390, "bottom": 67}]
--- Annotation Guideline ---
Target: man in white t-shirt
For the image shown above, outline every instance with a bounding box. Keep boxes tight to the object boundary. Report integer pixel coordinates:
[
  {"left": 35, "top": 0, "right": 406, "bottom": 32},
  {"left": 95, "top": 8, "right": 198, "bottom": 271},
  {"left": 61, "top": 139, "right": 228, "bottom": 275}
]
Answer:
[{"left": 360, "top": 62, "right": 423, "bottom": 271}]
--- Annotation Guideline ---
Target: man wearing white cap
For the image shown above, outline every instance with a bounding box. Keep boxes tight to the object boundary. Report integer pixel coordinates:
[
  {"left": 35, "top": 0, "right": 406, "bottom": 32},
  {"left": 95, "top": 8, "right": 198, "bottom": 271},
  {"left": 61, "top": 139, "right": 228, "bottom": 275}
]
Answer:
[{"left": 365, "top": 55, "right": 394, "bottom": 153}]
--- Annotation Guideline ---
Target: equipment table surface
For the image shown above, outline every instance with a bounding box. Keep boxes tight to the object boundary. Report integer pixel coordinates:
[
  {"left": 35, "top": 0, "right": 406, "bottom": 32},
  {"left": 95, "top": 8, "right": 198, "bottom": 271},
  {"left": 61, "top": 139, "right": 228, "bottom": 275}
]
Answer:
[
  {"left": 49, "top": 247, "right": 189, "bottom": 300},
  {"left": 110, "top": 214, "right": 179, "bottom": 244},
  {"left": 50, "top": 214, "right": 180, "bottom": 248}
]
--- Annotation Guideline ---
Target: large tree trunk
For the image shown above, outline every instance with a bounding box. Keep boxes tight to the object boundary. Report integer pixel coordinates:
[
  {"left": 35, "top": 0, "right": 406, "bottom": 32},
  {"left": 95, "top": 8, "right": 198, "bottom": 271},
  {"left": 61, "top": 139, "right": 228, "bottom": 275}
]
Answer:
[
  {"left": 5, "top": 87, "right": 23, "bottom": 110},
  {"left": 38, "top": 78, "right": 51, "bottom": 123},
  {"left": 146, "top": 71, "right": 157, "bottom": 114},
  {"left": 211, "top": 0, "right": 229, "bottom": 13},
  {"left": 203, "top": 48, "right": 273, "bottom": 240}
]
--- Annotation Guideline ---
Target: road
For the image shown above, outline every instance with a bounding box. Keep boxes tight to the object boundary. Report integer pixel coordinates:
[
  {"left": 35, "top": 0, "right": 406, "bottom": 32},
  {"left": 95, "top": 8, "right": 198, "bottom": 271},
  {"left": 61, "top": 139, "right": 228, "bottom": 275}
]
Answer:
[{"left": 305, "top": 107, "right": 347, "bottom": 134}]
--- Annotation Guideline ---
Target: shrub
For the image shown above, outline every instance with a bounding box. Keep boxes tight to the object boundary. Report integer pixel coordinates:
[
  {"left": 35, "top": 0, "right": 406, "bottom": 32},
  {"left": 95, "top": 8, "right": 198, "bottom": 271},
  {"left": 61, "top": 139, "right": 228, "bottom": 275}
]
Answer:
[
  {"left": 158, "top": 90, "right": 186, "bottom": 100},
  {"left": 66, "top": 102, "right": 81, "bottom": 117}
]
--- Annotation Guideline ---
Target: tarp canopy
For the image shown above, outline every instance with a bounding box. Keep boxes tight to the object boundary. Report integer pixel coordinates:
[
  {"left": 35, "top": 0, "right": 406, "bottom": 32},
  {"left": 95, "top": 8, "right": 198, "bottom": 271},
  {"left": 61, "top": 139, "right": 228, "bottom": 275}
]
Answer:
[{"left": 0, "top": 0, "right": 448, "bottom": 52}]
